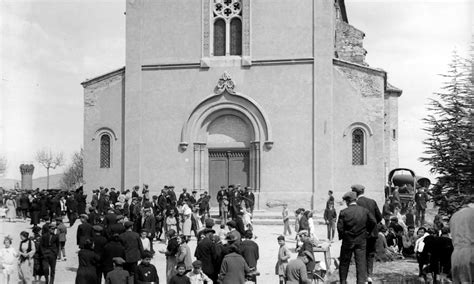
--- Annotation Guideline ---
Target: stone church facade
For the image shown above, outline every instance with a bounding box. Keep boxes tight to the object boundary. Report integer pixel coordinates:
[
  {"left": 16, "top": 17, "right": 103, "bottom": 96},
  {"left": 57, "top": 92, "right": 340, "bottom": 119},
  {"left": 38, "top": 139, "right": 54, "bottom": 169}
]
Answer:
[{"left": 82, "top": 0, "right": 401, "bottom": 210}]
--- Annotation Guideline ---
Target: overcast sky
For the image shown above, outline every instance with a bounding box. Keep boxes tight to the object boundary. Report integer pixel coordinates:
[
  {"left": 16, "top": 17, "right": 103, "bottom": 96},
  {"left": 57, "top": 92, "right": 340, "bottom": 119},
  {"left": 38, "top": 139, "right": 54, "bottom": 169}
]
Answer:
[{"left": 0, "top": 0, "right": 472, "bottom": 183}]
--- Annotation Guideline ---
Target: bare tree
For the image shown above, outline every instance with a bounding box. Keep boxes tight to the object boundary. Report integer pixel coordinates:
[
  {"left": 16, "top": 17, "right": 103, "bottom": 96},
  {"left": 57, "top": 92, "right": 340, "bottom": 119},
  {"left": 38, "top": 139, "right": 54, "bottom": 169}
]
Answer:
[
  {"left": 36, "top": 149, "right": 64, "bottom": 189},
  {"left": 60, "top": 148, "right": 83, "bottom": 190}
]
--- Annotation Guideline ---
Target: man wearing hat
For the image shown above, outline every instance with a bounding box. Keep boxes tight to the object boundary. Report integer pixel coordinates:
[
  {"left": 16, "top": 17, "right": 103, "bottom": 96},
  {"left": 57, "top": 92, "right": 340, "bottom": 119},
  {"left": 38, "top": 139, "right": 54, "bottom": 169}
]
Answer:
[
  {"left": 40, "top": 223, "right": 60, "bottom": 284},
  {"left": 103, "top": 233, "right": 126, "bottom": 279},
  {"left": 217, "top": 186, "right": 229, "bottom": 222},
  {"left": 77, "top": 213, "right": 94, "bottom": 249},
  {"left": 105, "top": 257, "right": 129, "bottom": 284},
  {"left": 226, "top": 220, "right": 242, "bottom": 245},
  {"left": 352, "top": 184, "right": 382, "bottom": 282},
  {"left": 195, "top": 228, "right": 218, "bottom": 282},
  {"left": 119, "top": 220, "right": 144, "bottom": 276},
  {"left": 285, "top": 250, "right": 312, "bottom": 284},
  {"left": 243, "top": 187, "right": 255, "bottom": 215},
  {"left": 92, "top": 225, "right": 108, "bottom": 282},
  {"left": 337, "top": 191, "right": 376, "bottom": 284}
]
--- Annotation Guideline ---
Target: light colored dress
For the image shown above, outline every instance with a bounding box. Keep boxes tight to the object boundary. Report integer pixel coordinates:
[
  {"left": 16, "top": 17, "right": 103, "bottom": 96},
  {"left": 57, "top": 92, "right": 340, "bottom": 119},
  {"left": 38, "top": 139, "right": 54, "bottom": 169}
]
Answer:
[
  {"left": 182, "top": 205, "right": 192, "bottom": 237},
  {"left": 18, "top": 239, "right": 36, "bottom": 283},
  {"left": 0, "top": 246, "right": 18, "bottom": 278},
  {"left": 5, "top": 199, "right": 16, "bottom": 219}
]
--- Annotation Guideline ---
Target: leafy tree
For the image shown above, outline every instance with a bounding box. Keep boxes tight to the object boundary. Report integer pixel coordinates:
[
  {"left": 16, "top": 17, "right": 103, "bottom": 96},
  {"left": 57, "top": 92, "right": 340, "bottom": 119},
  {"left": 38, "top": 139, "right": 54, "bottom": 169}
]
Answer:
[
  {"left": 420, "top": 50, "right": 474, "bottom": 216},
  {"left": 60, "top": 149, "right": 83, "bottom": 190},
  {"left": 36, "top": 149, "right": 64, "bottom": 189}
]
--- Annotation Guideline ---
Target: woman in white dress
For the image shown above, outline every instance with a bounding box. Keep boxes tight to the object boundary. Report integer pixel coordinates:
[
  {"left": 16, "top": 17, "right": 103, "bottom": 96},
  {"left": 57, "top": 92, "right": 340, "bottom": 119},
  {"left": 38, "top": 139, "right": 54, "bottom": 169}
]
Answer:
[
  {"left": 0, "top": 236, "right": 18, "bottom": 284},
  {"left": 5, "top": 196, "right": 16, "bottom": 222}
]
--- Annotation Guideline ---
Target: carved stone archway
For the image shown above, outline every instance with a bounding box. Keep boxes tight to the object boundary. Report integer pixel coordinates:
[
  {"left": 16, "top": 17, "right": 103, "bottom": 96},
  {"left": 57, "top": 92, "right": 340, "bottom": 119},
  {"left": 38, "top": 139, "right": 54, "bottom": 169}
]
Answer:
[{"left": 180, "top": 72, "right": 273, "bottom": 192}]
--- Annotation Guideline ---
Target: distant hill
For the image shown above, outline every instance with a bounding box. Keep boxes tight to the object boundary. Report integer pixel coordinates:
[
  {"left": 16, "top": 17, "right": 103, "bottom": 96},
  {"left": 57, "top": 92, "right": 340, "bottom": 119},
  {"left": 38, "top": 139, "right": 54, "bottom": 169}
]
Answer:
[{"left": 0, "top": 173, "right": 64, "bottom": 189}]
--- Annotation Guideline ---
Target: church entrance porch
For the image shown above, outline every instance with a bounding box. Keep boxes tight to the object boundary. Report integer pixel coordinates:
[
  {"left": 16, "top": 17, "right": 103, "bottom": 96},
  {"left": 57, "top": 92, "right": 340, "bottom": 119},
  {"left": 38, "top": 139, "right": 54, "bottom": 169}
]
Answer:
[{"left": 208, "top": 150, "right": 249, "bottom": 207}]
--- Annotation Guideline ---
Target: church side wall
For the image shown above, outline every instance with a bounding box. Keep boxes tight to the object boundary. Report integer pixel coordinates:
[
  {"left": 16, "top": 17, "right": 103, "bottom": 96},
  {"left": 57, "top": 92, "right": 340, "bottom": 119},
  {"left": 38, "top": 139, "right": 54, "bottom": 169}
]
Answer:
[
  {"left": 83, "top": 75, "right": 124, "bottom": 197},
  {"left": 331, "top": 65, "right": 386, "bottom": 209}
]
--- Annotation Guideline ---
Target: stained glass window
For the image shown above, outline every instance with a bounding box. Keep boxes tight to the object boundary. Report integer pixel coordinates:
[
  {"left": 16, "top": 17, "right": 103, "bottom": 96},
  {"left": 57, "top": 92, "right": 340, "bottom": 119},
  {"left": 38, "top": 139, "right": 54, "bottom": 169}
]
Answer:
[
  {"left": 352, "top": 129, "right": 364, "bottom": 165},
  {"left": 100, "top": 134, "right": 111, "bottom": 168},
  {"left": 213, "top": 0, "right": 242, "bottom": 56}
]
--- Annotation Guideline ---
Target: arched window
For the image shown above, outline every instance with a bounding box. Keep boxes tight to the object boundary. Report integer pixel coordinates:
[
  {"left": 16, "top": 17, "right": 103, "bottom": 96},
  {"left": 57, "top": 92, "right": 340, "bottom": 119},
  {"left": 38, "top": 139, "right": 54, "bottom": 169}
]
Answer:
[
  {"left": 230, "top": 18, "right": 242, "bottom": 55},
  {"left": 352, "top": 128, "right": 365, "bottom": 165},
  {"left": 213, "top": 19, "right": 226, "bottom": 56},
  {"left": 212, "top": 0, "right": 242, "bottom": 56},
  {"left": 100, "top": 134, "right": 111, "bottom": 168}
]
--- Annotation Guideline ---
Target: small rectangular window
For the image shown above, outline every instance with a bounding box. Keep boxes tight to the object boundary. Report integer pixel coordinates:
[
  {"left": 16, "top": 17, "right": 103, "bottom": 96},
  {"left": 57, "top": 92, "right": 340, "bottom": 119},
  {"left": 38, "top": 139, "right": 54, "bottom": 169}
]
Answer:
[{"left": 392, "top": 129, "right": 396, "bottom": 140}]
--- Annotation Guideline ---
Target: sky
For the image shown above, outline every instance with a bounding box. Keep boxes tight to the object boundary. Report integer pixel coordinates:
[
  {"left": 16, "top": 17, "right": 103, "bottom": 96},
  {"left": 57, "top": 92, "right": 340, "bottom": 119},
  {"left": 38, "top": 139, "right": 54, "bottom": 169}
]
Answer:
[{"left": 0, "top": 0, "right": 472, "bottom": 182}]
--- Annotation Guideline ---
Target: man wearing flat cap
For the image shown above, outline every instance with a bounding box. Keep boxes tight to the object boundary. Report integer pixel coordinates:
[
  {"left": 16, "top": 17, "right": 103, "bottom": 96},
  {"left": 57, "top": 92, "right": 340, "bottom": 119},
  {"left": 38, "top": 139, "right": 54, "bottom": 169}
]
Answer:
[
  {"left": 119, "top": 220, "right": 144, "bottom": 276},
  {"left": 285, "top": 251, "right": 312, "bottom": 284},
  {"left": 337, "top": 191, "right": 376, "bottom": 283},
  {"left": 106, "top": 257, "right": 129, "bottom": 284},
  {"left": 195, "top": 227, "right": 218, "bottom": 282},
  {"left": 77, "top": 213, "right": 94, "bottom": 249},
  {"left": 352, "top": 184, "right": 382, "bottom": 282}
]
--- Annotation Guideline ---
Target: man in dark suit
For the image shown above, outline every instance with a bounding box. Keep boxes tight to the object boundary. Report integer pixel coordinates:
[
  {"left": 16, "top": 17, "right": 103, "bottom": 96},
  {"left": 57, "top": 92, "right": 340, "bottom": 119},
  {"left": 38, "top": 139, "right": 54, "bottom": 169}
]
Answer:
[
  {"left": 141, "top": 208, "right": 156, "bottom": 253},
  {"left": 76, "top": 214, "right": 94, "bottom": 248},
  {"left": 103, "top": 208, "right": 118, "bottom": 228},
  {"left": 195, "top": 228, "right": 218, "bottom": 282},
  {"left": 352, "top": 184, "right": 382, "bottom": 282},
  {"left": 240, "top": 230, "right": 259, "bottom": 282},
  {"left": 337, "top": 191, "right": 376, "bottom": 284},
  {"left": 92, "top": 225, "right": 108, "bottom": 283},
  {"left": 40, "top": 223, "right": 60, "bottom": 284},
  {"left": 119, "top": 221, "right": 144, "bottom": 276},
  {"left": 243, "top": 187, "right": 255, "bottom": 215}
]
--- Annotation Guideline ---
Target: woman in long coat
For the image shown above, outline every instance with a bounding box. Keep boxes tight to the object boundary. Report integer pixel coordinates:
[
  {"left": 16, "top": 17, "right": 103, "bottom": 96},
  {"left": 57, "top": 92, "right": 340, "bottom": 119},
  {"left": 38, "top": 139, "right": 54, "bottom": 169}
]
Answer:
[
  {"left": 30, "top": 198, "right": 41, "bottom": 227},
  {"left": 75, "top": 239, "right": 99, "bottom": 284}
]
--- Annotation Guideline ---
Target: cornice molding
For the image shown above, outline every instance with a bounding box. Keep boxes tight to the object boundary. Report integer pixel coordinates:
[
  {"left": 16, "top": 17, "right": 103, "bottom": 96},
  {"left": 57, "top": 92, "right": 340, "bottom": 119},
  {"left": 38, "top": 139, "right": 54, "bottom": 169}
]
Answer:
[{"left": 81, "top": 67, "right": 125, "bottom": 88}]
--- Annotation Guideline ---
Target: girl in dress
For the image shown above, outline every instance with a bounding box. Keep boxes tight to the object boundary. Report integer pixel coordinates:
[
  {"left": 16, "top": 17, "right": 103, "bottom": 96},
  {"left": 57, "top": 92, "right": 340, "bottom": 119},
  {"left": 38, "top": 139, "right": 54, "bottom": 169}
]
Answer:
[
  {"left": 166, "top": 210, "right": 178, "bottom": 236},
  {"left": 0, "top": 236, "right": 18, "bottom": 284}
]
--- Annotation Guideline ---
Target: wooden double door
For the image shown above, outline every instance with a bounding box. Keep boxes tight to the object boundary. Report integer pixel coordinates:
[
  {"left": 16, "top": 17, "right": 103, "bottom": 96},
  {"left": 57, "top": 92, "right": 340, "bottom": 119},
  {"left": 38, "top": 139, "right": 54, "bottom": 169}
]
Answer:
[{"left": 208, "top": 150, "right": 249, "bottom": 207}]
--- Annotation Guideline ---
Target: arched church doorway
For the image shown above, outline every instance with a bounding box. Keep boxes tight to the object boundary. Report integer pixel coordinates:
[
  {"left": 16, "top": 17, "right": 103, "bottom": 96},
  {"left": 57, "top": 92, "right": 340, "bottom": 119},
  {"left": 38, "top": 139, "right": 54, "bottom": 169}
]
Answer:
[{"left": 207, "top": 114, "right": 252, "bottom": 207}]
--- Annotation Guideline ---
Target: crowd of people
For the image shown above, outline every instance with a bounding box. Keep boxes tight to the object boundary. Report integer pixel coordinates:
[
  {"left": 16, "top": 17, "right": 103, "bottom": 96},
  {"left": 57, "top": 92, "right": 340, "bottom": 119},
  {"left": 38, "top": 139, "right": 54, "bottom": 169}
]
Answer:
[
  {"left": 0, "top": 185, "right": 261, "bottom": 284},
  {"left": 0, "top": 183, "right": 472, "bottom": 284}
]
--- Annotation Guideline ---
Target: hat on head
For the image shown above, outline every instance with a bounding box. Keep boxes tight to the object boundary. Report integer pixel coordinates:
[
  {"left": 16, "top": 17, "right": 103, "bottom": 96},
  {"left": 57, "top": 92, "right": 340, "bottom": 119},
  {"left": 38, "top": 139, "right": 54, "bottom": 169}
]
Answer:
[
  {"left": 298, "top": 230, "right": 309, "bottom": 236},
  {"left": 225, "top": 233, "right": 238, "bottom": 242},
  {"left": 300, "top": 250, "right": 314, "bottom": 261},
  {"left": 113, "top": 257, "right": 125, "bottom": 265},
  {"left": 80, "top": 214, "right": 89, "bottom": 220},
  {"left": 167, "top": 229, "right": 176, "bottom": 237},
  {"left": 192, "top": 260, "right": 202, "bottom": 268},
  {"left": 176, "top": 262, "right": 186, "bottom": 269},
  {"left": 49, "top": 223, "right": 56, "bottom": 229},
  {"left": 124, "top": 221, "right": 134, "bottom": 228},
  {"left": 351, "top": 184, "right": 365, "bottom": 194},
  {"left": 226, "top": 220, "right": 236, "bottom": 228},
  {"left": 116, "top": 215, "right": 124, "bottom": 220},
  {"left": 55, "top": 217, "right": 62, "bottom": 222},
  {"left": 204, "top": 218, "right": 215, "bottom": 228},
  {"left": 93, "top": 225, "right": 103, "bottom": 232},
  {"left": 342, "top": 191, "right": 357, "bottom": 202},
  {"left": 203, "top": 228, "right": 216, "bottom": 235}
]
